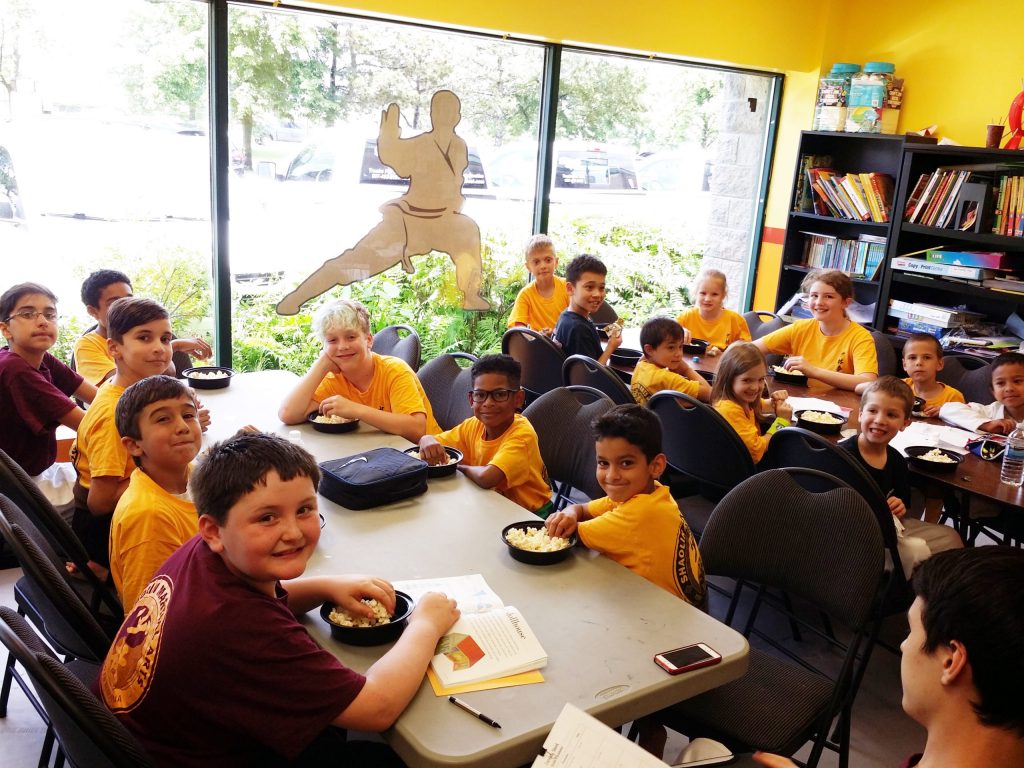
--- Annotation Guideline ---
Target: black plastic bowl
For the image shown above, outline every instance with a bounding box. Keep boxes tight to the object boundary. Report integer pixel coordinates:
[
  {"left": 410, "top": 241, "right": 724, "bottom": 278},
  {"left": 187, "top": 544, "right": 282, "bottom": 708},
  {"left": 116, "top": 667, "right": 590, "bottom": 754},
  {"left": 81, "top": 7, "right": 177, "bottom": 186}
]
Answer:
[
  {"left": 794, "top": 410, "right": 848, "bottom": 435},
  {"left": 403, "top": 446, "right": 463, "bottom": 478},
  {"left": 683, "top": 338, "right": 709, "bottom": 355},
  {"left": 320, "top": 591, "right": 414, "bottom": 646},
  {"left": 501, "top": 521, "right": 576, "bottom": 565},
  {"left": 609, "top": 348, "right": 643, "bottom": 368},
  {"left": 307, "top": 412, "right": 360, "bottom": 434},
  {"left": 912, "top": 396, "right": 926, "bottom": 416},
  {"left": 181, "top": 366, "right": 233, "bottom": 390},
  {"left": 905, "top": 446, "right": 964, "bottom": 473},
  {"left": 770, "top": 365, "right": 808, "bottom": 386}
]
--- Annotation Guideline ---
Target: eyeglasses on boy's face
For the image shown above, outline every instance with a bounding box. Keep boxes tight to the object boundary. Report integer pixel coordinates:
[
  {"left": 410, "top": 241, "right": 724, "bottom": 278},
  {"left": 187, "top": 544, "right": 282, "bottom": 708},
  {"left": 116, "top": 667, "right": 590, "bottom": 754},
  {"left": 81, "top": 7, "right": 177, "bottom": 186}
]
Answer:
[
  {"left": 5, "top": 309, "right": 59, "bottom": 323},
  {"left": 469, "top": 388, "right": 519, "bottom": 403}
]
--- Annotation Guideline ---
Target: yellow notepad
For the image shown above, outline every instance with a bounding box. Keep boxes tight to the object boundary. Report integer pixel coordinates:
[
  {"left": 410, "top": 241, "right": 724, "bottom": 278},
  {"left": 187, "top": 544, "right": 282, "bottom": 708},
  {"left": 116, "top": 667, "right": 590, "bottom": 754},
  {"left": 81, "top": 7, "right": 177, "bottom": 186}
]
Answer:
[{"left": 426, "top": 666, "right": 544, "bottom": 696}]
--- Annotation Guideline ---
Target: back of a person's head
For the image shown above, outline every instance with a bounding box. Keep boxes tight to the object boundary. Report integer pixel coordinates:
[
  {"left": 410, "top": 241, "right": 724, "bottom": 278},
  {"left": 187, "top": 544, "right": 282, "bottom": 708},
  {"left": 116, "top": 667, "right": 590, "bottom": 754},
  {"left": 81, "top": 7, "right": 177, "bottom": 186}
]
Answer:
[
  {"left": 471, "top": 354, "right": 520, "bottom": 389},
  {"left": 0, "top": 282, "right": 57, "bottom": 321},
  {"left": 592, "top": 404, "right": 662, "bottom": 461},
  {"left": 991, "top": 351, "right": 1024, "bottom": 382},
  {"left": 903, "top": 332, "right": 943, "bottom": 358},
  {"left": 81, "top": 269, "right": 132, "bottom": 308},
  {"left": 859, "top": 375, "right": 914, "bottom": 418},
  {"left": 190, "top": 433, "right": 320, "bottom": 525},
  {"left": 115, "top": 375, "right": 191, "bottom": 441},
  {"left": 913, "top": 547, "right": 1024, "bottom": 736},
  {"left": 524, "top": 234, "right": 554, "bottom": 259},
  {"left": 639, "top": 316, "right": 684, "bottom": 352},
  {"left": 711, "top": 342, "right": 766, "bottom": 405},
  {"left": 565, "top": 254, "right": 606, "bottom": 284},
  {"left": 313, "top": 298, "right": 370, "bottom": 340},
  {"left": 107, "top": 297, "right": 169, "bottom": 343}
]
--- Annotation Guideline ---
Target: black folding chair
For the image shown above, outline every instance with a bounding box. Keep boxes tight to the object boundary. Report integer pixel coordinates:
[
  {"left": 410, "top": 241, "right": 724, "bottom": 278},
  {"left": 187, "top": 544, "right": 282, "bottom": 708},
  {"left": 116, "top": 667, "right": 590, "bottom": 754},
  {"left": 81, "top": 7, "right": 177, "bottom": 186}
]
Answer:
[
  {"left": 502, "top": 327, "right": 566, "bottom": 406},
  {"left": 417, "top": 352, "right": 478, "bottom": 430},
  {"left": 373, "top": 324, "right": 422, "bottom": 371},
  {"left": 562, "top": 354, "right": 634, "bottom": 405}
]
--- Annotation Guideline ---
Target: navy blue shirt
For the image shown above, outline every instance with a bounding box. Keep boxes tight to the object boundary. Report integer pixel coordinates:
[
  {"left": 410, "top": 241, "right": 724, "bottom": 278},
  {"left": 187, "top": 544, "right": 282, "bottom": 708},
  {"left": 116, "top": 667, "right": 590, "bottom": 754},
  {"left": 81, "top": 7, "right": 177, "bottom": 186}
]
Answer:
[
  {"left": 838, "top": 435, "right": 911, "bottom": 510},
  {"left": 554, "top": 309, "right": 601, "bottom": 360}
]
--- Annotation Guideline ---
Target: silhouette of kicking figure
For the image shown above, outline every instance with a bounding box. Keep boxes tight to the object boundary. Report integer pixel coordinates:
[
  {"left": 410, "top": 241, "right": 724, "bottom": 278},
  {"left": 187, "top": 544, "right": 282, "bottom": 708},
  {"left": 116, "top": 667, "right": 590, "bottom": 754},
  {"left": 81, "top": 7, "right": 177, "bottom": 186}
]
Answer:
[{"left": 277, "top": 90, "right": 490, "bottom": 314}]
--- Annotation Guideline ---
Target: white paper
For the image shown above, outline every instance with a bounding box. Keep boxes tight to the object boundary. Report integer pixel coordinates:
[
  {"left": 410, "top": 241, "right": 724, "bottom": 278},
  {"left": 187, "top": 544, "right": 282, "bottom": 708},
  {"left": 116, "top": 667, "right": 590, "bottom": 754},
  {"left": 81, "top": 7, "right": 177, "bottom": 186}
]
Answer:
[
  {"left": 889, "top": 421, "right": 972, "bottom": 457},
  {"left": 431, "top": 605, "right": 547, "bottom": 687},
  {"left": 787, "top": 396, "right": 849, "bottom": 416},
  {"left": 532, "top": 703, "right": 667, "bottom": 768},
  {"left": 392, "top": 574, "right": 503, "bottom": 614}
]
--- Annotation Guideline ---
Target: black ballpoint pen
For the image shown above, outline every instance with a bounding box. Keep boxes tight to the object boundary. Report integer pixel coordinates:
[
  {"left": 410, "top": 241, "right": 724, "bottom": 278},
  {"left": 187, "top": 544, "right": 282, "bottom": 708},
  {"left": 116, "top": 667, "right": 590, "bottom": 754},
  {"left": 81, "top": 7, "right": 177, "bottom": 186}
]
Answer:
[{"left": 448, "top": 695, "right": 501, "bottom": 728}]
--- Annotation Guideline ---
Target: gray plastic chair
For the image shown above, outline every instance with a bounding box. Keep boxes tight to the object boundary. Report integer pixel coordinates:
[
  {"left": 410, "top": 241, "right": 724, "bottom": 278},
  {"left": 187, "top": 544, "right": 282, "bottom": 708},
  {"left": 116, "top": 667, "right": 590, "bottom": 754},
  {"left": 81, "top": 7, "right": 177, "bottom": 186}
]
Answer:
[
  {"left": 870, "top": 330, "right": 897, "bottom": 377},
  {"left": 653, "top": 468, "right": 886, "bottom": 768},
  {"left": 502, "top": 327, "right": 566, "bottom": 406},
  {"left": 588, "top": 301, "right": 619, "bottom": 326},
  {"left": 522, "top": 386, "right": 613, "bottom": 508},
  {"left": 562, "top": 354, "right": 634, "bottom": 405},
  {"left": 741, "top": 310, "right": 779, "bottom": 339},
  {"left": 416, "top": 352, "right": 478, "bottom": 431},
  {"left": 373, "top": 324, "right": 421, "bottom": 371},
  {"left": 936, "top": 356, "right": 993, "bottom": 404}
]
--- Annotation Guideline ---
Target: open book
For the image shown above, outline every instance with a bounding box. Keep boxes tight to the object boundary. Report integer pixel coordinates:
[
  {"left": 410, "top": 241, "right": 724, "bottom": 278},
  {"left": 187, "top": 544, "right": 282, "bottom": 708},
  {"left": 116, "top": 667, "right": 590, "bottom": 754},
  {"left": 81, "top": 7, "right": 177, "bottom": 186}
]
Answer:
[{"left": 392, "top": 574, "right": 548, "bottom": 688}]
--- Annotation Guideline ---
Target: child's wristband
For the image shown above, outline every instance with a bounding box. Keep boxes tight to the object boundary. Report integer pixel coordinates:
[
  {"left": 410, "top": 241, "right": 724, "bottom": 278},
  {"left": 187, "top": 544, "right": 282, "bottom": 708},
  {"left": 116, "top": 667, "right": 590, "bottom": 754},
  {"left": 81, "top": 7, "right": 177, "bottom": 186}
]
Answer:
[{"left": 767, "top": 416, "right": 791, "bottom": 436}]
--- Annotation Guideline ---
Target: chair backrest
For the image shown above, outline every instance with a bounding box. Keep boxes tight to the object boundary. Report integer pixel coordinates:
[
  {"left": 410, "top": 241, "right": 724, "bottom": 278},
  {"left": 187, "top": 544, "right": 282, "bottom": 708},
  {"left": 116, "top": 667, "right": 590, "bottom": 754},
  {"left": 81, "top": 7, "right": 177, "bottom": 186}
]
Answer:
[
  {"left": 702, "top": 468, "right": 884, "bottom": 629},
  {"left": 0, "top": 608, "right": 152, "bottom": 768},
  {"left": 870, "top": 330, "right": 897, "bottom": 377},
  {"left": 523, "top": 386, "right": 613, "bottom": 503},
  {"left": 758, "top": 428, "right": 902, "bottom": 566},
  {"left": 750, "top": 313, "right": 787, "bottom": 340},
  {"left": 562, "top": 354, "right": 635, "bottom": 405},
  {"left": 646, "top": 390, "right": 756, "bottom": 496},
  {"left": 502, "top": 328, "right": 566, "bottom": 404},
  {"left": 741, "top": 310, "right": 779, "bottom": 339},
  {"left": 948, "top": 359, "right": 994, "bottom": 405},
  {"left": 0, "top": 497, "right": 112, "bottom": 661},
  {"left": 373, "top": 324, "right": 422, "bottom": 371},
  {"left": 416, "top": 352, "right": 478, "bottom": 431},
  {"left": 588, "top": 301, "right": 619, "bottom": 325},
  {"left": 0, "top": 449, "right": 122, "bottom": 618}
]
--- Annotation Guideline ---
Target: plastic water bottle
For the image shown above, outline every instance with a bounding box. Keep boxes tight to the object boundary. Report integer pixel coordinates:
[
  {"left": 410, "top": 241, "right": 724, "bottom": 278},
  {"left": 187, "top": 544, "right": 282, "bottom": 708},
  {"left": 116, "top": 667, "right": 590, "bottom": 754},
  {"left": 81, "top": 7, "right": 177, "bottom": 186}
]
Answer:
[{"left": 999, "top": 422, "right": 1024, "bottom": 487}]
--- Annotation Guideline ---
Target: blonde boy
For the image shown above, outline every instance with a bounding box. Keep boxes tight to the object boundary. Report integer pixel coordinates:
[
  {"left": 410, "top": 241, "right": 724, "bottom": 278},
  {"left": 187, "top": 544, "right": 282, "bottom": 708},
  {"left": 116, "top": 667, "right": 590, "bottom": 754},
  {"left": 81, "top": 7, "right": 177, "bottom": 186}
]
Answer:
[
  {"left": 546, "top": 404, "right": 706, "bottom": 609},
  {"left": 507, "top": 235, "right": 568, "bottom": 335},
  {"left": 278, "top": 299, "right": 439, "bottom": 441},
  {"left": 631, "top": 317, "right": 710, "bottom": 406},
  {"left": 418, "top": 354, "right": 553, "bottom": 517},
  {"left": 109, "top": 375, "right": 203, "bottom": 610}
]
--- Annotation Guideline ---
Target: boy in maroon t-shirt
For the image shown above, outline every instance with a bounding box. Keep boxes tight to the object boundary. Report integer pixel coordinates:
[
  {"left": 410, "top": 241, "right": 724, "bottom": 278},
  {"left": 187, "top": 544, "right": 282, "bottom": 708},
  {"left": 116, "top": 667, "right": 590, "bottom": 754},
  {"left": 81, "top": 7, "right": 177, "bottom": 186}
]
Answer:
[
  {"left": 99, "top": 432, "right": 460, "bottom": 767},
  {"left": 0, "top": 282, "right": 96, "bottom": 515}
]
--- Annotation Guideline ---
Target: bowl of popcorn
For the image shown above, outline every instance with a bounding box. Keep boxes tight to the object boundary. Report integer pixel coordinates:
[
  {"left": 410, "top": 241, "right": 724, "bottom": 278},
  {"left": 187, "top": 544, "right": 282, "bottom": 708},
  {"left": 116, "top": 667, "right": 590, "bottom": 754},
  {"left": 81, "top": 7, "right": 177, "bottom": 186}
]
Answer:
[
  {"left": 307, "top": 412, "right": 360, "bottom": 434},
  {"left": 794, "top": 410, "right": 848, "bottom": 435},
  {"left": 181, "top": 366, "right": 234, "bottom": 390},
  {"left": 904, "top": 446, "right": 964, "bottom": 473},
  {"left": 912, "top": 396, "right": 926, "bottom": 417},
  {"left": 683, "top": 338, "right": 709, "bottom": 355},
  {"left": 770, "top": 363, "right": 807, "bottom": 386},
  {"left": 501, "top": 521, "right": 576, "bottom": 565},
  {"left": 403, "top": 446, "right": 463, "bottom": 478},
  {"left": 320, "top": 591, "right": 414, "bottom": 645}
]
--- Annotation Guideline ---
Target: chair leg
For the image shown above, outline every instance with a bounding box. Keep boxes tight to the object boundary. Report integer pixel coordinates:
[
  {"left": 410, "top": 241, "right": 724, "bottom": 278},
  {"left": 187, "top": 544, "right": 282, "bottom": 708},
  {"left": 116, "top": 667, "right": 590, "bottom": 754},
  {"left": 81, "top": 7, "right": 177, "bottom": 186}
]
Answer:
[
  {"left": 0, "top": 648, "right": 14, "bottom": 717},
  {"left": 39, "top": 725, "right": 56, "bottom": 768}
]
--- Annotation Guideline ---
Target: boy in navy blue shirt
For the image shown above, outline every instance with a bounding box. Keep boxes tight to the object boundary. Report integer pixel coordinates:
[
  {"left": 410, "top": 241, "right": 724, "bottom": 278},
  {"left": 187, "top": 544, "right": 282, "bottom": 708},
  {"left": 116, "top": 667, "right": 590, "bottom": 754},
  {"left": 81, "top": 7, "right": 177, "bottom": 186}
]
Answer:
[{"left": 553, "top": 254, "right": 622, "bottom": 363}]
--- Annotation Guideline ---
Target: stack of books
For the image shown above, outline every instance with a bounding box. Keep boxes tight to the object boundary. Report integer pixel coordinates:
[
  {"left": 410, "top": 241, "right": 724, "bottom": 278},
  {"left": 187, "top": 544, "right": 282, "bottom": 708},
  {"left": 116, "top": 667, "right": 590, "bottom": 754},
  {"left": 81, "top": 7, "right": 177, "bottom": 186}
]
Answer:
[
  {"left": 887, "top": 299, "right": 984, "bottom": 338},
  {"left": 800, "top": 231, "right": 887, "bottom": 279},
  {"left": 904, "top": 169, "right": 973, "bottom": 228},
  {"left": 992, "top": 175, "right": 1024, "bottom": 237},
  {"left": 890, "top": 247, "right": 1017, "bottom": 287},
  {"left": 804, "top": 167, "right": 894, "bottom": 222}
]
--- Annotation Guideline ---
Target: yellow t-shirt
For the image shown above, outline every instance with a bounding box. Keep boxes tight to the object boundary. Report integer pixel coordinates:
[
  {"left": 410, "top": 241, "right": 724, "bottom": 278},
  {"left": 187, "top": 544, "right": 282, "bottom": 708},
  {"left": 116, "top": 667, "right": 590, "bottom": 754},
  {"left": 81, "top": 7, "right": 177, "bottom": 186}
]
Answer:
[
  {"left": 110, "top": 467, "right": 197, "bottom": 611},
  {"left": 581, "top": 483, "right": 706, "bottom": 609},
  {"left": 902, "top": 378, "right": 965, "bottom": 412},
  {"left": 630, "top": 358, "right": 700, "bottom": 406},
  {"left": 435, "top": 414, "right": 551, "bottom": 514},
  {"left": 676, "top": 307, "right": 751, "bottom": 350},
  {"left": 70, "top": 381, "right": 133, "bottom": 490},
  {"left": 507, "top": 276, "right": 568, "bottom": 331},
  {"left": 714, "top": 399, "right": 771, "bottom": 463},
  {"left": 760, "top": 318, "right": 877, "bottom": 388},
  {"left": 313, "top": 353, "right": 440, "bottom": 435},
  {"left": 72, "top": 331, "right": 115, "bottom": 386}
]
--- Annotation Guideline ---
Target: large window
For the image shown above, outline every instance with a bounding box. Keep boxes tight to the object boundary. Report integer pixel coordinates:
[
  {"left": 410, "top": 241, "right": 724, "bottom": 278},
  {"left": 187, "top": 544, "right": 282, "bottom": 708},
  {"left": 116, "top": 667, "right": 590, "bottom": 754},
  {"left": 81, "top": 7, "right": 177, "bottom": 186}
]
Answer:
[{"left": 0, "top": 0, "right": 214, "bottom": 360}]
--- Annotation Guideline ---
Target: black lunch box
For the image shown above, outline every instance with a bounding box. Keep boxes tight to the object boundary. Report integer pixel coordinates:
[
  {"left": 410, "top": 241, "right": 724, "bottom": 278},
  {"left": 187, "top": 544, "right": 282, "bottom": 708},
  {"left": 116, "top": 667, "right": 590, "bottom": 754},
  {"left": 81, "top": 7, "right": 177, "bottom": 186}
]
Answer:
[{"left": 318, "top": 447, "right": 428, "bottom": 510}]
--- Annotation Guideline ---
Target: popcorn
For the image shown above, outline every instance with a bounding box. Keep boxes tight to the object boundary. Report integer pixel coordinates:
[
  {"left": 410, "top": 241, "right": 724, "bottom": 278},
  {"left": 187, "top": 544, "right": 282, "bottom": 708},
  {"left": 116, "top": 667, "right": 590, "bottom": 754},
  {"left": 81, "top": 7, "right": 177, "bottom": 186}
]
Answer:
[
  {"left": 188, "top": 369, "right": 228, "bottom": 379},
  {"left": 329, "top": 599, "right": 392, "bottom": 627},
  {"left": 799, "top": 411, "right": 843, "bottom": 425},
  {"left": 920, "top": 448, "right": 956, "bottom": 464},
  {"left": 314, "top": 414, "right": 355, "bottom": 424},
  {"left": 505, "top": 526, "right": 571, "bottom": 552}
]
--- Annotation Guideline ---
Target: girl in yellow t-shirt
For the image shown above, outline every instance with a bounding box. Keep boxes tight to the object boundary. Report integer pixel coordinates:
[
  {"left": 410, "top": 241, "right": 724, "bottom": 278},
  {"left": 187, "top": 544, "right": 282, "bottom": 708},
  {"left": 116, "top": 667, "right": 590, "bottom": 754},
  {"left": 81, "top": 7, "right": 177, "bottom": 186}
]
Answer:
[
  {"left": 753, "top": 269, "right": 878, "bottom": 391},
  {"left": 676, "top": 269, "right": 751, "bottom": 356},
  {"left": 712, "top": 343, "right": 792, "bottom": 463}
]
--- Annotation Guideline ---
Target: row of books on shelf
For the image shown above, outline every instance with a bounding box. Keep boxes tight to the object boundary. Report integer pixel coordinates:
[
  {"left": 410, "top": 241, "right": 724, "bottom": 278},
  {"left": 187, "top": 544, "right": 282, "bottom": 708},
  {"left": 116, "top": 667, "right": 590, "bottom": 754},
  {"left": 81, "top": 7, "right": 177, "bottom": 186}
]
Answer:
[
  {"left": 808, "top": 168, "right": 893, "bottom": 222},
  {"left": 904, "top": 168, "right": 973, "bottom": 228},
  {"left": 886, "top": 300, "right": 1024, "bottom": 355},
  {"left": 890, "top": 247, "right": 1024, "bottom": 291},
  {"left": 800, "top": 231, "right": 886, "bottom": 279},
  {"left": 992, "top": 175, "right": 1024, "bottom": 237}
]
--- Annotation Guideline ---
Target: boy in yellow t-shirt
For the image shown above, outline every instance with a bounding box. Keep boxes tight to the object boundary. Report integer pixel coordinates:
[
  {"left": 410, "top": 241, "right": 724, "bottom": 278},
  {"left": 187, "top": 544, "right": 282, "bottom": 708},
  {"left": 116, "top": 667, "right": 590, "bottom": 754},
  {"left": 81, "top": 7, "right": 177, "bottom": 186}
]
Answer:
[
  {"left": 418, "top": 354, "right": 553, "bottom": 517},
  {"left": 110, "top": 375, "right": 203, "bottom": 610},
  {"left": 631, "top": 317, "right": 711, "bottom": 406},
  {"left": 279, "top": 299, "right": 439, "bottom": 441},
  {"left": 899, "top": 333, "right": 964, "bottom": 416},
  {"left": 506, "top": 234, "right": 568, "bottom": 336},
  {"left": 546, "top": 404, "right": 706, "bottom": 609},
  {"left": 71, "top": 297, "right": 210, "bottom": 568}
]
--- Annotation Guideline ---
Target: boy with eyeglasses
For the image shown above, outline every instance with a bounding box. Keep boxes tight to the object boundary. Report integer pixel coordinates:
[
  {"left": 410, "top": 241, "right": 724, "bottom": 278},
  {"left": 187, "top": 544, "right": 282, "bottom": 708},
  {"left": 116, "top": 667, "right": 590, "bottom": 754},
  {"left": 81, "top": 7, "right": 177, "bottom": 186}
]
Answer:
[
  {"left": 0, "top": 283, "right": 97, "bottom": 518},
  {"left": 417, "top": 354, "right": 554, "bottom": 517}
]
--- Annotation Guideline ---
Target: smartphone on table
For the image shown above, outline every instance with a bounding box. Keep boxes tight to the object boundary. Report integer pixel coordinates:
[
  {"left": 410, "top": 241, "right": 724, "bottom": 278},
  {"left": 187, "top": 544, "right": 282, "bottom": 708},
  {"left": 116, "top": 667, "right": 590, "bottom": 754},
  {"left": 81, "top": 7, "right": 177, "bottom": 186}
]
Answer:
[{"left": 654, "top": 643, "right": 722, "bottom": 675}]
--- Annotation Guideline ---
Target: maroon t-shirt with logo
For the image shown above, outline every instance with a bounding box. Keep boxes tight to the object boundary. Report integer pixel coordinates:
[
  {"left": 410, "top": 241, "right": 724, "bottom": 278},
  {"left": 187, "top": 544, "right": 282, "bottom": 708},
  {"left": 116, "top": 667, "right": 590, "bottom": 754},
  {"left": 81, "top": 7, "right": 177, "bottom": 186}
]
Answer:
[
  {"left": 100, "top": 535, "right": 366, "bottom": 767},
  {"left": 0, "top": 348, "right": 82, "bottom": 475}
]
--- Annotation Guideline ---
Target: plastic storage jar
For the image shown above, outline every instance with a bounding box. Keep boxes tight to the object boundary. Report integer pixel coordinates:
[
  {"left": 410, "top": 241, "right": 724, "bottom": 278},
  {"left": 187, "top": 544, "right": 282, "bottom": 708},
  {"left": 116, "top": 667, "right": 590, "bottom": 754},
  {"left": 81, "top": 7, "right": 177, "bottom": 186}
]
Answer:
[{"left": 813, "top": 63, "right": 860, "bottom": 132}]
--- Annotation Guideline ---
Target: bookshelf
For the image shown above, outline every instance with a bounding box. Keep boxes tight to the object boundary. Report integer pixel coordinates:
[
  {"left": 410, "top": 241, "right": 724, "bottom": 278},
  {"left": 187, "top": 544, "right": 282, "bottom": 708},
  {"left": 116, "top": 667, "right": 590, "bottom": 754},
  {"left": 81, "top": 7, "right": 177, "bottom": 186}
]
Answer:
[
  {"left": 877, "top": 143, "right": 1024, "bottom": 335},
  {"left": 778, "top": 131, "right": 921, "bottom": 321}
]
